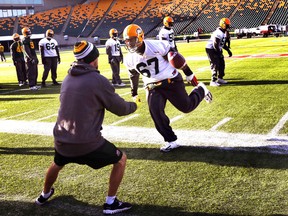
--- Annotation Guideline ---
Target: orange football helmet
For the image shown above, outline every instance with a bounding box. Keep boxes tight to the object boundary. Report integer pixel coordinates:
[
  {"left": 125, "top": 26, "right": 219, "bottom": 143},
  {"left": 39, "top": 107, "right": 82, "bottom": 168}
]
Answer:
[
  {"left": 109, "top": 28, "right": 118, "bottom": 39},
  {"left": 12, "top": 33, "right": 20, "bottom": 41},
  {"left": 22, "top": 27, "right": 31, "bottom": 37},
  {"left": 163, "top": 16, "right": 174, "bottom": 28},
  {"left": 219, "top": 18, "right": 231, "bottom": 29},
  {"left": 123, "top": 24, "right": 144, "bottom": 53},
  {"left": 46, "top": 29, "right": 54, "bottom": 38}
]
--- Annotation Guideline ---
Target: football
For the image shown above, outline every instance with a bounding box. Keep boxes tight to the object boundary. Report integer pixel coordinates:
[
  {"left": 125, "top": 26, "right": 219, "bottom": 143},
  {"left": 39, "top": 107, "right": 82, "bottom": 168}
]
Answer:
[{"left": 167, "top": 51, "right": 187, "bottom": 69}]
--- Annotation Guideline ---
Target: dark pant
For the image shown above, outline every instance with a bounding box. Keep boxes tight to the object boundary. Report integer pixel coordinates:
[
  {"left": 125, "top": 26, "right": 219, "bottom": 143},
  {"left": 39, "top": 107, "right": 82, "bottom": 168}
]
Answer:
[
  {"left": 26, "top": 58, "right": 38, "bottom": 87},
  {"left": 147, "top": 73, "right": 204, "bottom": 142},
  {"left": 206, "top": 48, "right": 225, "bottom": 81},
  {"left": 110, "top": 56, "right": 122, "bottom": 84},
  {"left": 14, "top": 58, "right": 27, "bottom": 82},
  {"left": 42, "top": 57, "right": 58, "bottom": 82},
  {"left": 0, "top": 52, "right": 6, "bottom": 61}
]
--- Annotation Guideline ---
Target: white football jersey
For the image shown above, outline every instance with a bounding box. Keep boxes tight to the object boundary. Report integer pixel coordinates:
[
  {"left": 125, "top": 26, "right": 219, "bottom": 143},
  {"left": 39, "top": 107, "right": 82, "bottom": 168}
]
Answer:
[
  {"left": 38, "top": 38, "right": 59, "bottom": 57},
  {"left": 105, "top": 38, "right": 121, "bottom": 56},
  {"left": 159, "top": 27, "right": 176, "bottom": 48},
  {"left": 124, "top": 40, "right": 178, "bottom": 84},
  {"left": 206, "top": 27, "right": 227, "bottom": 50}
]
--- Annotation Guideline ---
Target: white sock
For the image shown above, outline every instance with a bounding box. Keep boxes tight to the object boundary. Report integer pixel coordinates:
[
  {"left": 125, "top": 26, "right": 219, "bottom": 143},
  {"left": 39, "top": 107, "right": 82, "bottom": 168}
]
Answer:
[
  {"left": 41, "top": 190, "right": 51, "bottom": 198},
  {"left": 106, "top": 196, "right": 116, "bottom": 205}
]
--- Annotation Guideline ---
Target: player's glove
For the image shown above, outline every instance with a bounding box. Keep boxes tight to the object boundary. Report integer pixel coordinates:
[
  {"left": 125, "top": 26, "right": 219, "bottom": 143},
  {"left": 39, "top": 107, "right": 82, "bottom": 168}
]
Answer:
[
  {"left": 58, "top": 58, "right": 61, "bottom": 64},
  {"left": 186, "top": 74, "right": 199, "bottom": 86},
  {"left": 13, "top": 61, "right": 17, "bottom": 65},
  {"left": 197, "top": 82, "right": 213, "bottom": 103},
  {"left": 133, "top": 95, "right": 141, "bottom": 108},
  {"left": 31, "top": 59, "right": 36, "bottom": 64}
]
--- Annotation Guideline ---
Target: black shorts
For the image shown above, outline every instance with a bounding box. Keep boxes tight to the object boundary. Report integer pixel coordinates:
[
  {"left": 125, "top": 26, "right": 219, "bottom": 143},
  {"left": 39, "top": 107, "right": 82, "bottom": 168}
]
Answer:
[{"left": 54, "top": 139, "right": 123, "bottom": 169}]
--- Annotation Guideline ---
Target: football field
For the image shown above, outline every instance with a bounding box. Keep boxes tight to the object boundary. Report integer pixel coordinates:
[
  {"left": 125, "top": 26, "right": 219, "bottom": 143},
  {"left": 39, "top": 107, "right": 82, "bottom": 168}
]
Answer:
[{"left": 0, "top": 37, "right": 288, "bottom": 215}]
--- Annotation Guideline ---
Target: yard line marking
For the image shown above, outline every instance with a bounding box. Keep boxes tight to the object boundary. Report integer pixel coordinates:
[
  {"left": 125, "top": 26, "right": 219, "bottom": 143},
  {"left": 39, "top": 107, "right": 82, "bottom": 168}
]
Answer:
[
  {"left": 1, "top": 119, "right": 288, "bottom": 152},
  {"left": 210, "top": 117, "right": 232, "bottom": 131},
  {"left": 110, "top": 114, "right": 139, "bottom": 126},
  {"left": 3, "top": 110, "right": 36, "bottom": 120},
  {"left": 0, "top": 88, "right": 30, "bottom": 95},
  {"left": 34, "top": 114, "right": 58, "bottom": 122},
  {"left": 267, "top": 111, "right": 288, "bottom": 141},
  {"left": 170, "top": 115, "right": 184, "bottom": 123}
]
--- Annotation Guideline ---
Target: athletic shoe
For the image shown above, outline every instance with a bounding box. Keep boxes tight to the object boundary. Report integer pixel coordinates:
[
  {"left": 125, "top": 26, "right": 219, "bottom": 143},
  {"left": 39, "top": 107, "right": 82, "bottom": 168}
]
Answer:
[
  {"left": 30, "top": 86, "right": 41, "bottom": 91},
  {"left": 113, "top": 83, "right": 125, "bottom": 87},
  {"left": 35, "top": 188, "right": 54, "bottom": 206},
  {"left": 118, "top": 83, "right": 126, "bottom": 87},
  {"left": 210, "top": 81, "right": 220, "bottom": 87},
  {"left": 160, "top": 141, "right": 180, "bottom": 152},
  {"left": 103, "top": 198, "right": 132, "bottom": 215},
  {"left": 217, "top": 78, "right": 228, "bottom": 84},
  {"left": 53, "top": 81, "right": 60, "bottom": 85},
  {"left": 19, "top": 81, "right": 24, "bottom": 87}
]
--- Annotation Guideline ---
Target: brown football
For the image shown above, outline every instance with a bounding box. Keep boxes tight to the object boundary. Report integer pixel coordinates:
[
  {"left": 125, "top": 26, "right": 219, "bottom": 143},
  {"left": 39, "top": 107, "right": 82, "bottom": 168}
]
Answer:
[{"left": 167, "top": 51, "right": 187, "bottom": 69}]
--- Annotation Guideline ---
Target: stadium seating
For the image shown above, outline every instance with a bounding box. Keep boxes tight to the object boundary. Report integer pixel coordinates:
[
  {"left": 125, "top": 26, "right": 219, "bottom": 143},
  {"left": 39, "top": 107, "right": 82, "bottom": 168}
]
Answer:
[
  {"left": 147, "top": 0, "right": 209, "bottom": 37},
  {"left": 18, "top": 6, "right": 71, "bottom": 35},
  {"left": 182, "top": 0, "right": 240, "bottom": 35},
  {"left": 133, "top": 0, "right": 182, "bottom": 38},
  {"left": 63, "top": 2, "right": 97, "bottom": 37},
  {"left": 232, "top": 0, "right": 275, "bottom": 29},
  {"left": 0, "top": 17, "right": 15, "bottom": 36},
  {"left": 268, "top": 0, "right": 288, "bottom": 25},
  {"left": 80, "top": 0, "right": 114, "bottom": 37},
  {"left": 92, "top": 0, "right": 149, "bottom": 38}
]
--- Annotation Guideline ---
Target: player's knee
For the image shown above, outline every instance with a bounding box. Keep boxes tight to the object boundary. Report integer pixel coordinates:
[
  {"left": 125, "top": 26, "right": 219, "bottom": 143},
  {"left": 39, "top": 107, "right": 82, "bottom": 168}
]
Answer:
[{"left": 118, "top": 152, "right": 127, "bottom": 166}]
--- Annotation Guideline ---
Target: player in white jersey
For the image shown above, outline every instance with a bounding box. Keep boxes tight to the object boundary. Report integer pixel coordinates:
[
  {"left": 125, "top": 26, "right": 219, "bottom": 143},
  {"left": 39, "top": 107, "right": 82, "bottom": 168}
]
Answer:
[
  {"left": 123, "top": 24, "right": 212, "bottom": 152},
  {"left": 206, "top": 18, "right": 232, "bottom": 86},
  {"left": 159, "top": 16, "right": 177, "bottom": 50},
  {"left": 39, "top": 29, "right": 61, "bottom": 87},
  {"left": 105, "top": 28, "right": 125, "bottom": 87}
]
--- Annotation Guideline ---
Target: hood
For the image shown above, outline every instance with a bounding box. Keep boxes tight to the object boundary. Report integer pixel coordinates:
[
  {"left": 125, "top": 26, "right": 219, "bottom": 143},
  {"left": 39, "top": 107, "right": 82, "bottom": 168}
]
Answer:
[{"left": 68, "top": 61, "right": 99, "bottom": 76}]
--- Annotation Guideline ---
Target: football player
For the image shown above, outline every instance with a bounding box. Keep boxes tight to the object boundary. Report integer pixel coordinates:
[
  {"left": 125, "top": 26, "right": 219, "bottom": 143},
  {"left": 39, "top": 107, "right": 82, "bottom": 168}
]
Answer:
[
  {"left": 159, "top": 16, "right": 198, "bottom": 87},
  {"left": 123, "top": 24, "right": 212, "bottom": 152},
  {"left": 22, "top": 27, "right": 40, "bottom": 90},
  {"left": 159, "top": 16, "right": 177, "bottom": 51},
  {"left": 10, "top": 33, "right": 27, "bottom": 86},
  {"left": 205, "top": 18, "right": 231, "bottom": 86},
  {"left": 105, "top": 28, "right": 125, "bottom": 87},
  {"left": 0, "top": 43, "right": 6, "bottom": 62},
  {"left": 39, "top": 29, "right": 61, "bottom": 87}
]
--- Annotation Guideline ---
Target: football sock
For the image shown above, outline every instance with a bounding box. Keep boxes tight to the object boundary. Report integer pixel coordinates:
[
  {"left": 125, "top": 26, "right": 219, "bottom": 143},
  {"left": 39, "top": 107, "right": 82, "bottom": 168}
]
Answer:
[
  {"left": 106, "top": 196, "right": 116, "bottom": 204},
  {"left": 41, "top": 190, "right": 52, "bottom": 198}
]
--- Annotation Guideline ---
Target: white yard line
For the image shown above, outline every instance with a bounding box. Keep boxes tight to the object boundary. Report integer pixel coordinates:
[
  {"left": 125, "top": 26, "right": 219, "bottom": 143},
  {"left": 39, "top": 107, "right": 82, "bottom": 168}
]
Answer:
[
  {"left": 210, "top": 117, "right": 232, "bottom": 131},
  {"left": 0, "top": 119, "right": 287, "bottom": 152},
  {"left": 110, "top": 114, "right": 139, "bottom": 126},
  {"left": 0, "top": 88, "right": 30, "bottom": 95},
  {"left": 170, "top": 115, "right": 184, "bottom": 123},
  {"left": 3, "top": 110, "right": 36, "bottom": 120},
  {"left": 267, "top": 111, "right": 288, "bottom": 140},
  {"left": 34, "top": 114, "right": 58, "bottom": 122}
]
